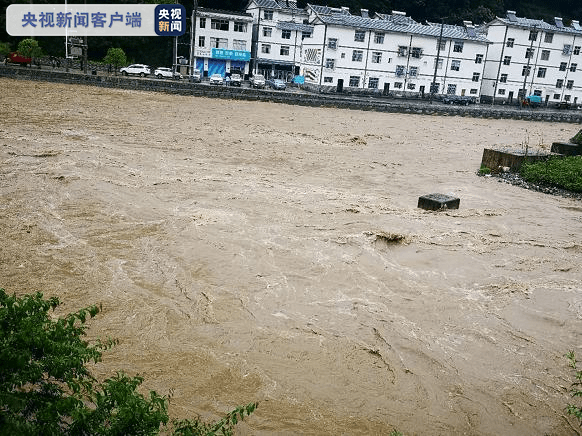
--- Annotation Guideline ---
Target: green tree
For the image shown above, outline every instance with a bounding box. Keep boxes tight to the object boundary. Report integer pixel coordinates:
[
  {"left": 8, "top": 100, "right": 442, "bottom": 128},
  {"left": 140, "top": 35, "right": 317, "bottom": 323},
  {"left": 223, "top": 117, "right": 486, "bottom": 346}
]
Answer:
[
  {"left": 17, "top": 38, "right": 42, "bottom": 59},
  {"left": 0, "top": 289, "right": 257, "bottom": 435},
  {"left": 103, "top": 47, "right": 127, "bottom": 75},
  {"left": 0, "top": 41, "right": 10, "bottom": 60}
]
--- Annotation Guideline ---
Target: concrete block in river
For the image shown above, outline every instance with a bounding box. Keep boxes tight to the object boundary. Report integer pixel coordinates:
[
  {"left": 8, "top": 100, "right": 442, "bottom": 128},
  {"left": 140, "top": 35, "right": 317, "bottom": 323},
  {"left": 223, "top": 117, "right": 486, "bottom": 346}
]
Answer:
[{"left": 418, "top": 193, "right": 460, "bottom": 210}]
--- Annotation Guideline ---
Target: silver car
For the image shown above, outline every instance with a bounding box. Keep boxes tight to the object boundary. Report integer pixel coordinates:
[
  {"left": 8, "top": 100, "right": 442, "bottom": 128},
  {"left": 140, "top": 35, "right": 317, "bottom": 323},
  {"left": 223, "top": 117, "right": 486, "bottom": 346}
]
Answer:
[{"left": 119, "top": 64, "right": 150, "bottom": 77}]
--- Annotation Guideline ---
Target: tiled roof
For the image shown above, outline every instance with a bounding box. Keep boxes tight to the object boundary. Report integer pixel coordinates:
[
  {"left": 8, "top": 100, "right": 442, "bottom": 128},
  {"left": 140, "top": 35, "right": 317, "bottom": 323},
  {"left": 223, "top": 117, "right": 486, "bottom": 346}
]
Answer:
[
  {"left": 197, "top": 8, "right": 253, "bottom": 19},
  {"left": 495, "top": 13, "right": 582, "bottom": 35},
  {"left": 375, "top": 12, "right": 418, "bottom": 25},
  {"left": 313, "top": 13, "right": 490, "bottom": 43},
  {"left": 308, "top": 5, "right": 351, "bottom": 16},
  {"left": 277, "top": 21, "right": 314, "bottom": 32},
  {"left": 252, "top": 0, "right": 301, "bottom": 10}
]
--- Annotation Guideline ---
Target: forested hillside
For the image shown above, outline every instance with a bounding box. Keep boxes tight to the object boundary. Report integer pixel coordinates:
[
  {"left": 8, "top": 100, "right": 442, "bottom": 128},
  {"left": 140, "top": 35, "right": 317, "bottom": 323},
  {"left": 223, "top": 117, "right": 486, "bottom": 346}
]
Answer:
[{"left": 1, "top": 0, "right": 581, "bottom": 68}]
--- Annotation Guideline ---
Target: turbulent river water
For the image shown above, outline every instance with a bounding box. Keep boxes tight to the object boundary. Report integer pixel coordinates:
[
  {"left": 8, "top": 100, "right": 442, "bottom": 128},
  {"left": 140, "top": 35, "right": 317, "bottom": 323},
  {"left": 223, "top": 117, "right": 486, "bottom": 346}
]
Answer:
[{"left": 1, "top": 78, "right": 581, "bottom": 435}]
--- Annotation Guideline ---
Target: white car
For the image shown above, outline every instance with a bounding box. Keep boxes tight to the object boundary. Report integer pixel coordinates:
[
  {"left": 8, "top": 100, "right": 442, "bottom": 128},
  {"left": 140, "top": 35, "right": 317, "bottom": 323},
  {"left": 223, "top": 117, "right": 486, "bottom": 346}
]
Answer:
[
  {"left": 209, "top": 73, "right": 224, "bottom": 85},
  {"left": 250, "top": 74, "right": 265, "bottom": 88},
  {"left": 119, "top": 64, "right": 150, "bottom": 77},
  {"left": 154, "top": 67, "right": 182, "bottom": 80}
]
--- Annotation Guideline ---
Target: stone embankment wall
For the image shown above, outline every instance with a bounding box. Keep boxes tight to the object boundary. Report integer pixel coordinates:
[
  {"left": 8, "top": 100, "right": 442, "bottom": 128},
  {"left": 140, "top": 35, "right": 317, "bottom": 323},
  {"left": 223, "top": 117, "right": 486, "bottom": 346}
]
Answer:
[{"left": 2, "top": 65, "right": 582, "bottom": 123}]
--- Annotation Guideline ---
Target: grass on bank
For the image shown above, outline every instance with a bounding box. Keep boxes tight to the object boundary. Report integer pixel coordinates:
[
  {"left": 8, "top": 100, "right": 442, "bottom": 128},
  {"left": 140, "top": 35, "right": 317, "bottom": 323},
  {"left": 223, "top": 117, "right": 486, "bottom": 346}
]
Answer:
[{"left": 519, "top": 155, "right": 582, "bottom": 193}]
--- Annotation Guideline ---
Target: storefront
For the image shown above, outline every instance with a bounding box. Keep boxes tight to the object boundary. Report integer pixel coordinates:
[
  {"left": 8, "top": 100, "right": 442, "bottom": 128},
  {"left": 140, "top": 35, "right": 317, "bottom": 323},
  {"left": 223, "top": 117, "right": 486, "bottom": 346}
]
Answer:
[{"left": 194, "top": 48, "right": 251, "bottom": 78}]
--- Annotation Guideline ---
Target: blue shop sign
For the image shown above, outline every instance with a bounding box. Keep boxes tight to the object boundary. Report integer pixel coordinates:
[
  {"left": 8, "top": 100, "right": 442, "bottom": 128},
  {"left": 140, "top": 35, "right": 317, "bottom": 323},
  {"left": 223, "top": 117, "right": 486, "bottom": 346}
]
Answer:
[{"left": 211, "top": 48, "right": 251, "bottom": 61}]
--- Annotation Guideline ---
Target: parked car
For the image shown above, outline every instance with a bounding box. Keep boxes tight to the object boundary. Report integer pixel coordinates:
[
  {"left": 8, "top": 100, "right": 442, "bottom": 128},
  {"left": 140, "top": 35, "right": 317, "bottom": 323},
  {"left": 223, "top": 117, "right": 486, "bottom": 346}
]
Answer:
[
  {"left": 250, "top": 74, "right": 266, "bottom": 88},
  {"left": 442, "top": 95, "right": 476, "bottom": 105},
  {"left": 524, "top": 95, "right": 542, "bottom": 107},
  {"left": 267, "top": 78, "right": 286, "bottom": 90},
  {"left": 209, "top": 73, "right": 224, "bottom": 85},
  {"left": 6, "top": 52, "right": 31, "bottom": 66},
  {"left": 230, "top": 73, "right": 242, "bottom": 87},
  {"left": 555, "top": 101, "right": 571, "bottom": 109},
  {"left": 119, "top": 64, "right": 151, "bottom": 77},
  {"left": 154, "top": 67, "right": 182, "bottom": 80},
  {"left": 189, "top": 69, "right": 202, "bottom": 83}
]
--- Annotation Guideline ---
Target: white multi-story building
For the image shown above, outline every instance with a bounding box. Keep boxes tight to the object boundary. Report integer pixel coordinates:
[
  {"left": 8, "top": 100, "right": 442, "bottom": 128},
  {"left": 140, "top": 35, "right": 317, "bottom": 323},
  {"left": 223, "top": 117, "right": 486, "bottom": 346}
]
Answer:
[
  {"left": 192, "top": 8, "right": 253, "bottom": 78},
  {"left": 299, "top": 5, "right": 491, "bottom": 96},
  {"left": 245, "top": 0, "right": 311, "bottom": 79},
  {"left": 481, "top": 11, "right": 582, "bottom": 105}
]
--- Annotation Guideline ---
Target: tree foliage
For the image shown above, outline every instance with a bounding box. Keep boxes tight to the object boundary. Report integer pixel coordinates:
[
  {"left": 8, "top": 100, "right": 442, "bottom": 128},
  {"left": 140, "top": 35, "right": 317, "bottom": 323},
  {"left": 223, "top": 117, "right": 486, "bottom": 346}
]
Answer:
[
  {"left": 0, "top": 289, "right": 257, "bottom": 436},
  {"left": 103, "top": 47, "right": 127, "bottom": 72},
  {"left": 17, "top": 38, "right": 43, "bottom": 59}
]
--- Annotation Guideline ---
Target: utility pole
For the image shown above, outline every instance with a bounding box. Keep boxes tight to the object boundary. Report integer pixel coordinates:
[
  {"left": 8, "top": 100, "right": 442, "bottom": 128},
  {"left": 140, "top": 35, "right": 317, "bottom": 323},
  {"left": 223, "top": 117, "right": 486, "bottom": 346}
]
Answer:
[
  {"left": 429, "top": 20, "right": 444, "bottom": 104},
  {"left": 520, "top": 24, "right": 536, "bottom": 108},
  {"left": 189, "top": 0, "right": 197, "bottom": 76}
]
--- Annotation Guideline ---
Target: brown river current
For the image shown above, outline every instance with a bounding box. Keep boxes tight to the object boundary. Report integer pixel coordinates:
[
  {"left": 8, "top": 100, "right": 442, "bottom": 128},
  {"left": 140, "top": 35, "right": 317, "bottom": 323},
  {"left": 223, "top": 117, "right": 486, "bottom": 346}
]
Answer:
[{"left": 1, "top": 78, "right": 582, "bottom": 435}]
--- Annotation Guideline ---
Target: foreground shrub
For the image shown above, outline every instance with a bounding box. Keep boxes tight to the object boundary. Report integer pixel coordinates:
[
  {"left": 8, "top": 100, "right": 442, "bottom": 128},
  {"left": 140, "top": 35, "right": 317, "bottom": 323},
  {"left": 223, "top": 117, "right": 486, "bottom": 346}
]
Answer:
[
  {"left": 0, "top": 288, "right": 256, "bottom": 435},
  {"left": 520, "top": 156, "right": 582, "bottom": 193},
  {"left": 566, "top": 351, "right": 582, "bottom": 423}
]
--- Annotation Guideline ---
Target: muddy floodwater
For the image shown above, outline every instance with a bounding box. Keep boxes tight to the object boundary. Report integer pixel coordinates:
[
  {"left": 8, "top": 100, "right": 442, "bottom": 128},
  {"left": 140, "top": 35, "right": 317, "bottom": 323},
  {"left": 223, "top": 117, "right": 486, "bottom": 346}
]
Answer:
[{"left": 1, "top": 78, "right": 582, "bottom": 435}]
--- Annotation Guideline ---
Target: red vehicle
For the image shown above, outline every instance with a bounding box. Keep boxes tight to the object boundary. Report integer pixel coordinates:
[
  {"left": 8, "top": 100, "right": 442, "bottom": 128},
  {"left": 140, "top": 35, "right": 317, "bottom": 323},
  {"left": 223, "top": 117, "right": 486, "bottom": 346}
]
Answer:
[{"left": 6, "top": 52, "right": 31, "bottom": 66}]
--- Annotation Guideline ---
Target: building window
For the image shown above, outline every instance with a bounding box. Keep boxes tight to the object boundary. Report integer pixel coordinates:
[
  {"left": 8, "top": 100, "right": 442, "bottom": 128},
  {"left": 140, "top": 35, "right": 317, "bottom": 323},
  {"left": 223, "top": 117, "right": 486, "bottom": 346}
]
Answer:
[
  {"left": 198, "top": 36, "right": 205, "bottom": 47},
  {"left": 211, "top": 19, "right": 229, "bottom": 31},
  {"left": 500, "top": 73, "right": 508, "bottom": 83},
  {"left": 280, "top": 46, "right": 289, "bottom": 56},
  {"left": 354, "top": 30, "right": 365, "bottom": 42},
  {"left": 575, "top": 46, "right": 581, "bottom": 55},
  {"left": 529, "top": 31, "right": 538, "bottom": 41},
  {"left": 567, "top": 80, "right": 574, "bottom": 89},
  {"left": 264, "top": 10, "right": 273, "bottom": 20},
  {"left": 451, "top": 60, "right": 460, "bottom": 71},
  {"left": 447, "top": 84, "right": 457, "bottom": 94},
  {"left": 261, "top": 44, "right": 271, "bottom": 54},
  {"left": 430, "top": 82, "right": 439, "bottom": 93},
  {"left": 498, "top": 88, "right": 506, "bottom": 95},
  {"left": 571, "top": 63, "right": 577, "bottom": 72},
  {"left": 395, "top": 65, "right": 405, "bottom": 77},
  {"left": 349, "top": 76, "right": 360, "bottom": 87},
  {"left": 323, "top": 77, "right": 333, "bottom": 83},
  {"left": 233, "top": 40, "right": 246, "bottom": 51},
  {"left": 470, "top": 89, "right": 478, "bottom": 94},
  {"left": 521, "top": 65, "right": 531, "bottom": 76},
  {"left": 475, "top": 54, "right": 483, "bottom": 64},
  {"left": 302, "top": 31, "right": 312, "bottom": 39},
  {"left": 372, "top": 52, "right": 382, "bottom": 63},
  {"left": 394, "top": 82, "right": 403, "bottom": 89},
  {"left": 541, "top": 50, "right": 550, "bottom": 61},
  {"left": 563, "top": 44, "right": 572, "bottom": 55},
  {"left": 199, "top": 17, "right": 206, "bottom": 28},
  {"left": 436, "top": 40, "right": 446, "bottom": 51},
  {"left": 545, "top": 32, "right": 554, "bottom": 43},
  {"left": 537, "top": 67, "right": 546, "bottom": 78},
  {"left": 409, "top": 66, "right": 418, "bottom": 77},
  {"left": 506, "top": 38, "right": 514, "bottom": 48},
  {"left": 533, "top": 90, "right": 542, "bottom": 96},
  {"left": 503, "top": 56, "right": 511, "bottom": 65},
  {"left": 325, "top": 58, "right": 335, "bottom": 69},
  {"left": 397, "top": 46, "right": 407, "bottom": 56},
  {"left": 352, "top": 50, "right": 363, "bottom": 62},
  {"left": 560, "top": 62, "right": 567, "bottom": 71},
  {"left": 472, "top": 72, "right": 480, "bottom": 82},
  {"left": 407, "top": 83, "right": 416, "bottom": 90},
  {"left": 434, "top": 58, "right": 443, "bottom": 69},
  {"left": 564, "top": 94, "right": 571, "bottom": 101},
  {"left": 525, "top": 48, "right": 535, "bottom": 59},
  {"left": 234, "top": 21, "right": 247, "bottom": 32},
  {"left": 553, "top": 93, "right": 560, "bottom": 99},
  {"left": 453, "top": 41, "right": 464, "bottom": 52},
  {"left": 368, "top": 77, "right": 379, "bottom": 89},
  {"left": 341, "top": 53, "right": 345, "bottom": 59},
  {"left": 209, "top": 37, "right": 227, "bottom": 48},
  {"left": 327, "top": 38, "right": 337, "bottom": 49},
  {"left": 281, "top": 29, "right": 291, "bottom": 39},
  {"left": 374, "top": 32, "right": 384, "bottom": 44},
  {"left": 263, "top": 27, "right": 272, "bottom": 37},
  {"left": 409, "top": 47, "right": 421, "bottom": 58},
  {"left": 556, "top": 79, "right": 563, "bottom": 88}
]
